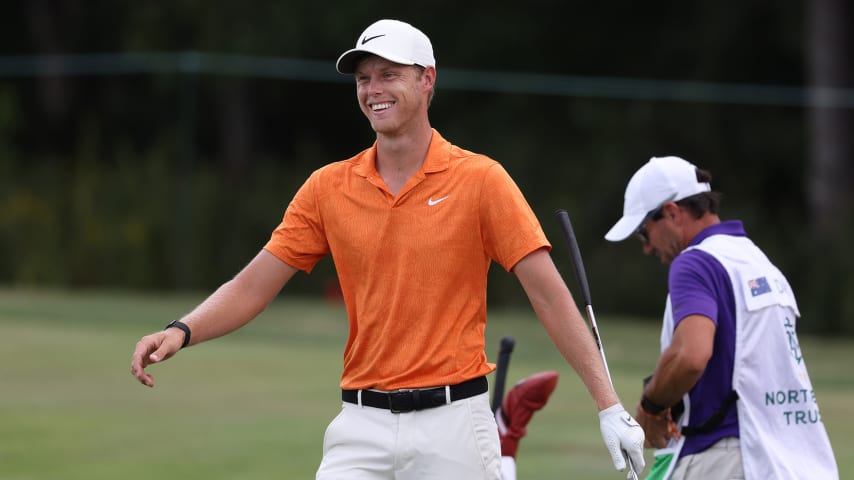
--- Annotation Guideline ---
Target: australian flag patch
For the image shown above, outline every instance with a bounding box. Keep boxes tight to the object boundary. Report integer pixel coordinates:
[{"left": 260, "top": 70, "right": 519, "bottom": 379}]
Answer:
[{"left": 748, "top": 276, "right": 772, "bottom": 297}]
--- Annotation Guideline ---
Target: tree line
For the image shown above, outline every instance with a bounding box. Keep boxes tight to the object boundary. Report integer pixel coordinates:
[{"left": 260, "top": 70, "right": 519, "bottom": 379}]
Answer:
[{"left": 1, "top": 1, "right": 852, "bottom": 333}]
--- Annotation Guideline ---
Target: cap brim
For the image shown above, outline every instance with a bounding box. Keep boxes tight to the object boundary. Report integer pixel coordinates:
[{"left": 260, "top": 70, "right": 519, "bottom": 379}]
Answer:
[
  {"left": 336, "top": 48, "right": 420, "bottom": 74},
  {"left": 604, "top": 213, "right": 647, "bottom": 242},
  {"left": 336, "top": 50, "right": 367, "bottom": 74}
]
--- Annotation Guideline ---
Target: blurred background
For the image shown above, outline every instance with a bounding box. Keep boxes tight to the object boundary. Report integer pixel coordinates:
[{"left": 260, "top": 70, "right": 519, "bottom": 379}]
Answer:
[{"left": 1, "top": 0, "right": 852, "bottom": 334}]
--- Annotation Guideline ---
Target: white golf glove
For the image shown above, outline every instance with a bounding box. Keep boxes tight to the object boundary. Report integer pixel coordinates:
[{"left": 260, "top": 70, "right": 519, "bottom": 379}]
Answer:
[{"left": 599, "top": 403, "right": 646, "bottom": 474}]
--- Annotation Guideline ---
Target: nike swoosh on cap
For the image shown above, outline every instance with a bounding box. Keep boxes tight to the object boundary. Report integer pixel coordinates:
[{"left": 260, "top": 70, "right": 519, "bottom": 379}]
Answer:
[{"left": 361, "top": 34, "right": 386, "bottom": 45}]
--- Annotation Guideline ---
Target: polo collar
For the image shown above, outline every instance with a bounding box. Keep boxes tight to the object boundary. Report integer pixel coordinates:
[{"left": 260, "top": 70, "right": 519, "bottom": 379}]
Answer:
[
  {"left": 691, "top": 220, "right": 747, "bottom": 246},
  {"left": 353, "top": 129, "right": 452, "bottom": 178}
]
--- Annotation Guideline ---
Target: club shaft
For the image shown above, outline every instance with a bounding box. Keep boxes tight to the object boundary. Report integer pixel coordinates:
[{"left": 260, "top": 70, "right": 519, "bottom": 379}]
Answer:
[{"left": 586, "top": 305, "right": 613, "bottom": 387}]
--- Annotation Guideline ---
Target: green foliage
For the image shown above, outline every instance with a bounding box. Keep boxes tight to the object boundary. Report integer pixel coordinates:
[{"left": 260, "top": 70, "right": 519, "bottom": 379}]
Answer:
[
  {"left": 0, "top": 3, "right": 852, "bottom": 333},
  {"left": 0, "top": 148, "right": 308, "bottom": 292}
]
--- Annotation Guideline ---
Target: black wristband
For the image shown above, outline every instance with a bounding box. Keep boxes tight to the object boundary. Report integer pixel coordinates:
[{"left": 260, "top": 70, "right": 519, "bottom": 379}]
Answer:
[
  {"left": 641, "top": 394, "right": 667, "bottom": 415},
  {"left": 165, "top": 320, "right": 191, "bottom": 349}
]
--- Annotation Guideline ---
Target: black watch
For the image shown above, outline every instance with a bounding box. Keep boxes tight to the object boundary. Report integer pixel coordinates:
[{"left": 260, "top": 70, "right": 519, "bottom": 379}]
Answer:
[
  {"left": 165, "top": 320, "right": 191, "bottom": 349},
  {"left": 641, "top": 394, "right": 667, "bottom": 415}
]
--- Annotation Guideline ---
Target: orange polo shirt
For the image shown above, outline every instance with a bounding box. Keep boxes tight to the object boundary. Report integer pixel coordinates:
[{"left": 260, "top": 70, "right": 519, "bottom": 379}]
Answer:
[{"left": 264, "top": 130, "right": 550, "bottom": 390}]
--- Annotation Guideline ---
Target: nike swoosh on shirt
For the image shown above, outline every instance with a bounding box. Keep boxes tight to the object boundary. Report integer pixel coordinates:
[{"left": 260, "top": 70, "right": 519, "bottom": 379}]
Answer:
[
  {"left": 361, "top": 34, "right": 386, "bottom": 45},
  {"left": 427, "top": 196, "right": 449, "bottom": 206}
]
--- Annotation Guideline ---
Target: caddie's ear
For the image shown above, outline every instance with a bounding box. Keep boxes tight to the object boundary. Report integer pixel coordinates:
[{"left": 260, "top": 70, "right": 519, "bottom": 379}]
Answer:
[{"left": 662, "top": 201, "right": 679, "bottom": 220}]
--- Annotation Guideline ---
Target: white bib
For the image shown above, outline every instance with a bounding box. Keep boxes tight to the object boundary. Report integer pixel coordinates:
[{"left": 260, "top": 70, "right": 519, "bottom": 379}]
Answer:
[{"left": 689, "top": 235, "right": 838, "bottom": 480}]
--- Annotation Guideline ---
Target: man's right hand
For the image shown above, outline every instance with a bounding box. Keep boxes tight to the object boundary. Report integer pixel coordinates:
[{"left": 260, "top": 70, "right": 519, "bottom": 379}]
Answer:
[{"left": 130, "top": 328, "right": 185, "bottom": 387}]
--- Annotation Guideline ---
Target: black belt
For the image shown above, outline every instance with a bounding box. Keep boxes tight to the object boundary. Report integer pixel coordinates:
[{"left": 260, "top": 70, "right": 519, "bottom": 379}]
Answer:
[{"left": 342, "top": 376, "right": 488, "bottom": 413}]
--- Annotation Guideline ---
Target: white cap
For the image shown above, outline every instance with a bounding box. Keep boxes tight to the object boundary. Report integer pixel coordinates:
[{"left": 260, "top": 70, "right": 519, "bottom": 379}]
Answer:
[
  {"left": 336, "top": 19, "right": 435, "bottom": 74},
  {"left": 604, "top": 156, "right": 711, "bottom": 242}
]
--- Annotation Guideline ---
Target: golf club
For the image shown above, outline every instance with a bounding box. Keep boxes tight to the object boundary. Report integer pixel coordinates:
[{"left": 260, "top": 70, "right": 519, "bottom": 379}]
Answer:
[{"left": 555, "top": 209, "right": 639, "bottom": 480}]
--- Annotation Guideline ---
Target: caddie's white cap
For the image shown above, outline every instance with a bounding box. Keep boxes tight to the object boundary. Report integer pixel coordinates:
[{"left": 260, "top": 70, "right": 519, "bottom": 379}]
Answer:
[
  {"left": 604, "top": 156, "right": 711, "bottom": 242},
  {"left": 336, "top": 19, "right": 435, "bottom": 74}
]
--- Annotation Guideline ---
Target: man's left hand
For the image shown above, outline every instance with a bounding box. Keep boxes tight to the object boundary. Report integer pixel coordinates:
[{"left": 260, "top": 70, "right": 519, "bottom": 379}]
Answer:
[{"left": 599, "top": 403, "right": 646, "bottom": 474}]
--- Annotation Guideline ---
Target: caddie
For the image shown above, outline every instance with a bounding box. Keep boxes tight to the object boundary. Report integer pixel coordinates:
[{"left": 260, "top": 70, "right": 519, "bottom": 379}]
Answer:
[{"left": 604, "top": 155, "right": 839, "bottom": 479}]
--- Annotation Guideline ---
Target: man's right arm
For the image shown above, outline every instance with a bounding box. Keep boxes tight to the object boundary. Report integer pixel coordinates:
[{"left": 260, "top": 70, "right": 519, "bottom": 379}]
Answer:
[{"left": 130, "top": 249, "right": 298, "bottom": 387}]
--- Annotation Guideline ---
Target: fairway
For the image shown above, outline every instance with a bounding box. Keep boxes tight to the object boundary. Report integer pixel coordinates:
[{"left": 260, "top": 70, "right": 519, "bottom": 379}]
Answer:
[{"left": 1, "top": 288, "right": 851, "bottom": 479}]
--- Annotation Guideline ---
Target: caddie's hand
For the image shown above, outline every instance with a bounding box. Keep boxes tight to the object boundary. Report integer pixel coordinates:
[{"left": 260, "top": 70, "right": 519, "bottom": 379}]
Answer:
[
  {"left": 635, "top": 404, "right": 679, "bottom": 449},
  {"left": 599, "top": 403, "right": 646, "bottom": 474},
  {"left": 130, "top": 329, "right": 184, "bottom": 388}
]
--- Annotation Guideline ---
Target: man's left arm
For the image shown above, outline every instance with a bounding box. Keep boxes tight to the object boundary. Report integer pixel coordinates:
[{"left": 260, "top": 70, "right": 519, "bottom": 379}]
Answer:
[{"left": 513, "top": 248, "right": 646, "bottom": 473}]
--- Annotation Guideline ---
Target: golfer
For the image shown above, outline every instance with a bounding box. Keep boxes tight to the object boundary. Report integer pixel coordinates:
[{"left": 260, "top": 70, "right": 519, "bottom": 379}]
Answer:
[
  {"left": 131, "top": 19, "right": 645, "bottom": 479},
  {"left": 604, "top": 156, "right": 838, "bottom": 479}
]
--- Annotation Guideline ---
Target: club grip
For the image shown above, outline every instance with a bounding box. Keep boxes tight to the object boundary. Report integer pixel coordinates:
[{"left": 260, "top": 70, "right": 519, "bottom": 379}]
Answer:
[
  {"left": 555, "top": 209, "right": 593, "bottom": 307},
  {"left": 491, "top": 336, "right": 515, "bottom": 412}
]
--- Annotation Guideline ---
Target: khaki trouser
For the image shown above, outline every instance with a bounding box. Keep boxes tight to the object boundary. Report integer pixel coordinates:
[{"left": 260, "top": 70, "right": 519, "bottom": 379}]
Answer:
[{"left": 671, "top": 437, "right": 744, "bottom": 480}]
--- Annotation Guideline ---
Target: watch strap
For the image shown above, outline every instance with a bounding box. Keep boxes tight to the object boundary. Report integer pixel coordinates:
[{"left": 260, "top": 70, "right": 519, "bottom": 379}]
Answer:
[
  {"left": 640, "top": 394, "right": 667, "bottom": 416},
  {"left": 165, "top": 320, "right": 191, "bottom": 349}
]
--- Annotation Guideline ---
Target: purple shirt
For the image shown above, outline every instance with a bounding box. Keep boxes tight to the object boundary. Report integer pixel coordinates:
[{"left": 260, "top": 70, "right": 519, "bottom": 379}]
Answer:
[{"left": 668, "top": 220, "right": 744, "bottom": 456}]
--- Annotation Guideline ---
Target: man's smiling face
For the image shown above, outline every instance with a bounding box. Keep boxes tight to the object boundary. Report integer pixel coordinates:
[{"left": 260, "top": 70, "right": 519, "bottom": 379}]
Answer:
[{"left": 354, "top": 56, "right": 434, "bottom": 135}]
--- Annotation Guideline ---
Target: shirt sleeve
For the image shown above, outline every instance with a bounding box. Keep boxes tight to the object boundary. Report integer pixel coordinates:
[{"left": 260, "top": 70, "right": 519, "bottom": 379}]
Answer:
[
  {"left": 668, "top": 249, "right": 729, "bottom": 328},
  {"left": 478, "top": 163, "right": 551, "bottom": 271},
  {"left": 263, "top": 171, "right": 330, "bottom": 273}
]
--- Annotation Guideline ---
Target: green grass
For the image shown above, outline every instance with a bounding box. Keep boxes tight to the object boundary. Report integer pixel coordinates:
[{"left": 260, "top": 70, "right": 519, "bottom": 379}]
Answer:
[{"left": 1, "top": 288, "right": 851, "bottom": 479}]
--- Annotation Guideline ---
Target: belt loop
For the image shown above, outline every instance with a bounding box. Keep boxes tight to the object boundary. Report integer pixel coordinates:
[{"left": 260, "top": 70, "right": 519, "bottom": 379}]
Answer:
[
  {"left": 357, "top": 390, "right": 363, "bottom": 407},
  {"left": 445, "top": 385, "right": 451, "bottom": 405}
]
